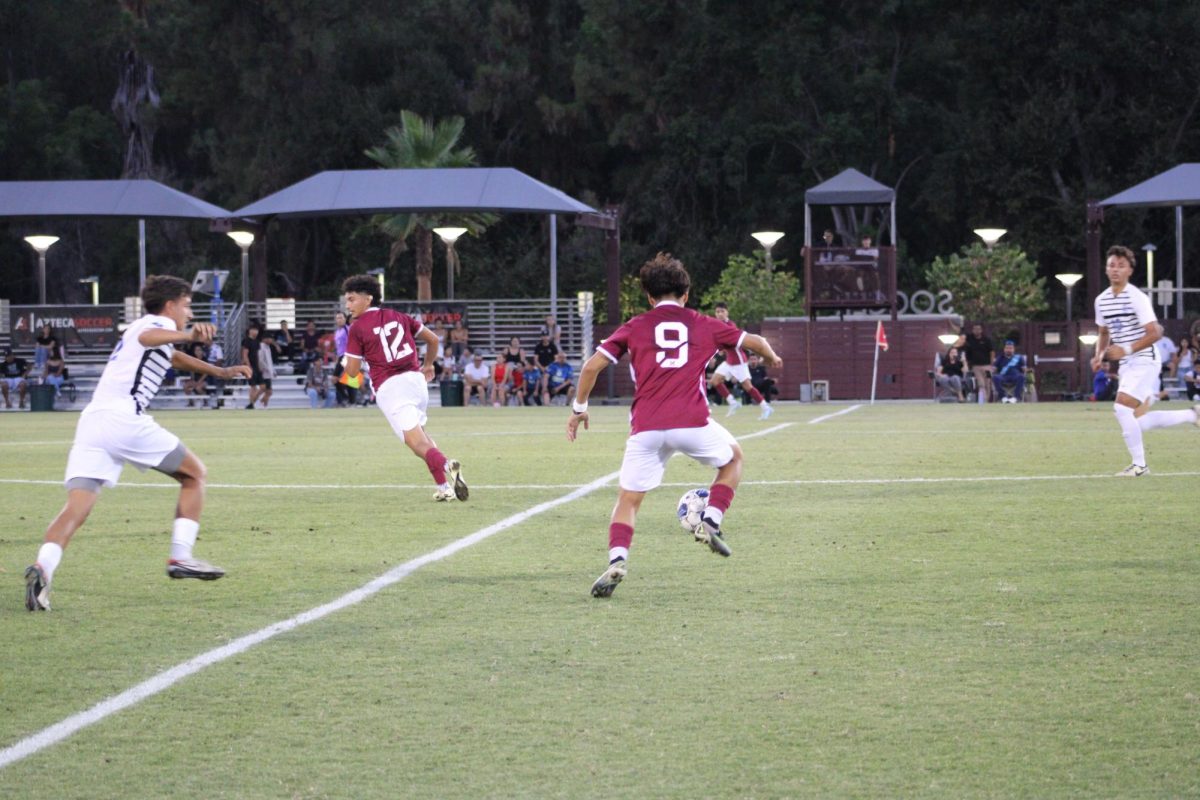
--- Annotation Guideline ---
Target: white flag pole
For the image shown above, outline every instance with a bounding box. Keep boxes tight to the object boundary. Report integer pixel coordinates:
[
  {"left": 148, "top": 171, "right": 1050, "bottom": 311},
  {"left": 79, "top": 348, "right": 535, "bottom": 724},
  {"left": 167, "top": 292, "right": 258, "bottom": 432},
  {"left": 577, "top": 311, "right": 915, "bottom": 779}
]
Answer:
[{"left": 870, "top": 321, "right": 881, "bottom": 405}]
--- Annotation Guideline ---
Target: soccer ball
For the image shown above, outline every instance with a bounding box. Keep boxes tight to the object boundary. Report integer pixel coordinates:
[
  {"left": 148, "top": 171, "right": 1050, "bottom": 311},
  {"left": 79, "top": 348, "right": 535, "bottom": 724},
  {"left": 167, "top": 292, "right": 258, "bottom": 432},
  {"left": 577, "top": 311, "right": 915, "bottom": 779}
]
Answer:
[{"left": 676, "top": 488, "right": 709, "bottom": 531}]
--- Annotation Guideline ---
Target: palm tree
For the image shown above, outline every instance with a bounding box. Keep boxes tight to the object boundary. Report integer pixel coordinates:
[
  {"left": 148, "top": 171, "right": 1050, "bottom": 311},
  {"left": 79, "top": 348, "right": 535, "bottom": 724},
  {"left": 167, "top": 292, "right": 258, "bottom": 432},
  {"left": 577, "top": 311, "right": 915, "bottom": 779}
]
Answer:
[{"left": 364, "top": 111, "right": 497, "bottom": 301}]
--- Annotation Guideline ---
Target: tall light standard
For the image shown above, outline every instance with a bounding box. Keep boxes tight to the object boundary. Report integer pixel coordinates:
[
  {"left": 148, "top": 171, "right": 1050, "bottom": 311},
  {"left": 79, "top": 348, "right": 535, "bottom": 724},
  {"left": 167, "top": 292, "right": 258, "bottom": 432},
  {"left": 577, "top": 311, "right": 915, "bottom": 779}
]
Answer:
[
  {"left": 79, "top": 275, "right": 99, "bottom": 306},
  {"left": 1055, "top": 273, "right": 1083, "bottom": 321},
  {"left": 367, "top": 267, "right": 386, "bottom": 303},
  {"left": 973, "top": 228, "right": 1007, "bottom": 249},
  {"left": 751, "top": 231, "right": 785, "bottom": 270},
  {"left": 432, "top": 227, "right": 468, "bottom": 299},
  {"left": 1079, "top": 332, "right": 1100, "bottom": 395},
  {"left": 1141, "top": 243, "right": 1157, "bottom": 308},
  {"left": 24, "top": 235, "right": 60, "bottom": 304},
  {"left": 226, "top": 231, "right": 255, "bottom": 307}
]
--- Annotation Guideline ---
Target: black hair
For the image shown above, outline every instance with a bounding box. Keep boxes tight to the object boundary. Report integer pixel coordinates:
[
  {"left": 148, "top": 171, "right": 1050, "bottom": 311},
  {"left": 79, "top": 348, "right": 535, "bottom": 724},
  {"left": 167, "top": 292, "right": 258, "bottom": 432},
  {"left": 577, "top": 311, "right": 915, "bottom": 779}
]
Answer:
[
  {"left": 141, "top": 275, "right": 192, "bottom": 314},
  {"left": 714, "top": 301, "right": 728, "bottom": 311},
  {"left": 638, "top": 252, "right": 690, "bottom": 300},
  {"left": 341, "top": 274, "right": 382, "bottom": 305}
]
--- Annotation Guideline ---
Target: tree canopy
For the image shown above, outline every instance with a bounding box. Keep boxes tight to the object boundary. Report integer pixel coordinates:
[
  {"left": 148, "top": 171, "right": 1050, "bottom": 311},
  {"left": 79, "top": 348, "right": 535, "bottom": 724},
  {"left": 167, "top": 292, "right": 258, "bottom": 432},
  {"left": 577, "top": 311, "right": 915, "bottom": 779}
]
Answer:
[{"left": 3, "top": 1, "right": 1200, "bottom": 309}]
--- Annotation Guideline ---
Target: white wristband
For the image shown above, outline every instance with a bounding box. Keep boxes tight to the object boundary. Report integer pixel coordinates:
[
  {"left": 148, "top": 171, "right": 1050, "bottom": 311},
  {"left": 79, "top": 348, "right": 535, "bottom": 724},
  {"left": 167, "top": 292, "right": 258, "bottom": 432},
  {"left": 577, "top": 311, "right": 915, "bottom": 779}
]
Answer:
[{"left": 572, "top": 400, "right": 589, "bottom": 414}]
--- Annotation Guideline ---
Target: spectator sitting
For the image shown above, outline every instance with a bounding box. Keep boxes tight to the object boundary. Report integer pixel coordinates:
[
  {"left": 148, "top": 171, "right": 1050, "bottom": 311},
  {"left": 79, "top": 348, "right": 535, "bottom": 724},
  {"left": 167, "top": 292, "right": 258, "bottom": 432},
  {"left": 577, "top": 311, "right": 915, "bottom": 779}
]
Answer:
[
  {"left": 306, "top": 358, "right": 334, "bottom": 408},
  {"left": 1094, "top": 360, "right": 1118, "bottom": 402},
  {"left": 510, "top": 362, "right": 526, "bottom": 406},
  {"left": 491, "top": 358, "right": 510, "bottom": 407},
  {"left": 2, "top": 347, "right": 31, "bottom": 409},
  {"left": 501, "top": 336, "right": 524, "bottom": 367},
  {"left": 275, "top": 319, "right": 295, "bottom": 361},
  {"left": 449, "top": 319, "right": 470, "bottom": 359},
  {"left": 533, "top": 334, "right": 558, "bottom": 394},
  {"left": 181, "top": 341, "right": 210, "bottom": 407},
  {"left": 936, "top": 346, "right": 967, "bottom": 402},
  {"left": 957, "top": 323, "right": 995, "bottom": 403},
  {"left": 522, "top": 357, "right": 545, "bottom": 406},
  {"left": 747, "top": 353, "right": 779, "bottom": 402},
  {"left": 463, "top": 352, "right": 490, "bottom": 406},
  {"left": 43, "top": 349, "right": 68, "bottom": 398},
  {"left": 992, "top": 339, "right": 1028, "bottom": 403},
  {"left": 539, "top": 314, "right": 561, "bottom": 345},
  {"left": 546, "top": 351, "right": 575, "bottom": 405},
  {"left": 33, "top": 324, "right": 59, "bottom": 372},
  {"left": 206, "top": 341, "right": 227, "bottom": 408},
  {"left": 299, "top": 320, "right": 321, "bottom": 372}
]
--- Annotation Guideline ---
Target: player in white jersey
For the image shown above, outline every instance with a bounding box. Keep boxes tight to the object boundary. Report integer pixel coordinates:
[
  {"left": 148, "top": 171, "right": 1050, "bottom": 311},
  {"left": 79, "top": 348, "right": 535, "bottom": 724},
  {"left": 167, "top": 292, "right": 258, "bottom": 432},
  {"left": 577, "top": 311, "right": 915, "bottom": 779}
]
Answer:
[
  {"left": 1091, "top": 245, "right": 1199, "bottom": 478},
  {"left": 24, "top": 275, "right": 252, "bottom": 611}
]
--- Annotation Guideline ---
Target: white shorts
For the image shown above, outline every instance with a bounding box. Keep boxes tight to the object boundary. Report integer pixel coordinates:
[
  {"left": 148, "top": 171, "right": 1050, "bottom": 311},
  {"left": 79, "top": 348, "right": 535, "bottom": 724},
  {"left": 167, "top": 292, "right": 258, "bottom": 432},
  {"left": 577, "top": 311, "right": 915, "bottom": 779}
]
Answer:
[
  {"left": 3, "top": 377, "right": 25, "bottom": 391},
  {"left": 375, "top": 370, "right": 430, "bottom": 435},
  {"left": 715, "top": 361, "right": 751, "bottom": 384},
  {"left": 618, "top": 419, "right": 737, "bottom": 492},
  {"left": 65, "top": 407, "right": 182, "bottom": 488},
  {"left": 1116, "top": 360, "right": 1160, "bottom": 404}
]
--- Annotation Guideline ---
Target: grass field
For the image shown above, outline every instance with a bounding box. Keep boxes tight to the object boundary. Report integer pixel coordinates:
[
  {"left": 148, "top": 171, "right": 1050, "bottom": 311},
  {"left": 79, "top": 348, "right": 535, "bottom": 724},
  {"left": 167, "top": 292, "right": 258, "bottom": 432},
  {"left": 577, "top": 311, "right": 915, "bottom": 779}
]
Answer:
[{"left": 1, "top": 401, "right": 1198, "bottom": 798}]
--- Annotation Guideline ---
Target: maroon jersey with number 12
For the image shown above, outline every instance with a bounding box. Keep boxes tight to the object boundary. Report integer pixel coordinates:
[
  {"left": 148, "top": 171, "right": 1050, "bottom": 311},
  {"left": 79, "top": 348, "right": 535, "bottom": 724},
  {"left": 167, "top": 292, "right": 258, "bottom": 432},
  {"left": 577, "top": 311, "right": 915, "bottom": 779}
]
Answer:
[
  {"left": 345, "top": 307, "right": 424, "bottom": 390},
  {"left": 597, "top": 300, "right": 745, "bottom": 434}
]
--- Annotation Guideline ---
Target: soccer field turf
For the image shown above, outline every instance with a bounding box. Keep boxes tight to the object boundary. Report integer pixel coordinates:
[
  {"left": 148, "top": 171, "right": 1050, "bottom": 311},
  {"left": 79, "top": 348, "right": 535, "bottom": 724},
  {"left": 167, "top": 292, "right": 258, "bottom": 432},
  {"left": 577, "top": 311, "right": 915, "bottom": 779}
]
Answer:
[{"left": 1, "top": 402, "right": 1198, "bottom": 798}]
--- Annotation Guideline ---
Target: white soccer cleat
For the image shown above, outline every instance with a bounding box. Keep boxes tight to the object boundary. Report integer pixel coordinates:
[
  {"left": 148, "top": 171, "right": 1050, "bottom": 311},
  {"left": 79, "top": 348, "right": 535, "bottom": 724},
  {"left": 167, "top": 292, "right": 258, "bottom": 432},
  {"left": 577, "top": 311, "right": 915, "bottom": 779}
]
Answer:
[
  {"left": 693, "top": 520, "right": 732, "bottom": 557},
  {"left": 433, "top": 487, "right": 456, "bottom": 502},
  {"left": 590, "top": 559, "right": 627, "bottom": 598},
  {"left": 725, "top": 397, "right": 741, "bottom": 417},
  {"left": 25, "top": 564, "right": 50, "bottom": 611},
  {"left": 759, "top": 402, "right": 773, "bottom": 420},
  {"left": 446, "top": 459, "right": 469, "bottom": 501},
  {"left": 1114, "top": 464, "right": 1149, "bottom": 478},
  {"left": 166, "top": 557, "right": 226, "bottom": 580}
]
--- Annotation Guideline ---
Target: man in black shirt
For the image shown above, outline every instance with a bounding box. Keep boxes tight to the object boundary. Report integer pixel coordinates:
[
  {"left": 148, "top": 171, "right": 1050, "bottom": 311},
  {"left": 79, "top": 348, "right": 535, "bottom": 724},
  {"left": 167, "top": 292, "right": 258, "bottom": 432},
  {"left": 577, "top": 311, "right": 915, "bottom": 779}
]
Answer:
[
  {"left": 958, "top": 323, "right": 995, "bottom": 403},
  {"left": 533, "top": 334, "right": 559, "bottom": 399},
  {"left": 2, "top": 348, "right": 30, "bottom": 409}
]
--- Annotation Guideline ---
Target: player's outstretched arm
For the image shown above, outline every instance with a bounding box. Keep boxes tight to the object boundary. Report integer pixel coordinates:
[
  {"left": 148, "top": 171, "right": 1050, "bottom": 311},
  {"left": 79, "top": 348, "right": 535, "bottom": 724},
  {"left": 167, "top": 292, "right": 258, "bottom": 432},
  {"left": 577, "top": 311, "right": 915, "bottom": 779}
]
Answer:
[
  {"left": 171, "top": 350, "right": 251, "bottom": 380},
  {"left": 566, "top": 351, "right": 609, "bottom": 442},
  {"left": 742, "top": 333, "right": 783, "bottom": 369},
  {"left": 139, "top": 323, "right": 214, "bottom": 349}
]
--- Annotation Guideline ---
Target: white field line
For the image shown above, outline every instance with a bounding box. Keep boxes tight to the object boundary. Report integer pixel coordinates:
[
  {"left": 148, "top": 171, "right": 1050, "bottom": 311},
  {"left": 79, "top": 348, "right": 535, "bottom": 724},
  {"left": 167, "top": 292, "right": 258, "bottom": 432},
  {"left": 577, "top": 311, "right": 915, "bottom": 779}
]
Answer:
[
  {"left": 809, "top": 404, "right": 863, "bottom": 424},
  {"left": 0, "top": 422, "right": 793, "bottom": 770}
]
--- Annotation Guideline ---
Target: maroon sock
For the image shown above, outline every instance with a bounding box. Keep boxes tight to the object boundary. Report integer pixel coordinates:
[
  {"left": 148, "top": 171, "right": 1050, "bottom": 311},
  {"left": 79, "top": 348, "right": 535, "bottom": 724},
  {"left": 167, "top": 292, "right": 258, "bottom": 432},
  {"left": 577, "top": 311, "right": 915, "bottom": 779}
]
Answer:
[
  {"left": 424, "top": 447, "right": 448, "bottom": 484},
  {"left": 707, "top": 483, "right": 735, "bottom": 515},
  {"left": 714, "top": 382, "right": 730, "bottom": 399},
  {"left": 747, "top": 386, "right": 765, "bottom": 404},
  {"left": 608, "top": 522, "right": 634, "bottom": 551}
]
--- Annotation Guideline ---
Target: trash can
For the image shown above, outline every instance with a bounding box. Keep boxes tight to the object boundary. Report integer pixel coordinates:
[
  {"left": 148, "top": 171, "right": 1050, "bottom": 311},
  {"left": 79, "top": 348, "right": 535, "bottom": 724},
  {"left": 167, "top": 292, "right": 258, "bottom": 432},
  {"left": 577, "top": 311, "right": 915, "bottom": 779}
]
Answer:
[
  {"left": 439, "top": 378, "right": 464, "bottom": 407},
  {"left": 29, "top": 384, "right": 55, "bottom": 412}
]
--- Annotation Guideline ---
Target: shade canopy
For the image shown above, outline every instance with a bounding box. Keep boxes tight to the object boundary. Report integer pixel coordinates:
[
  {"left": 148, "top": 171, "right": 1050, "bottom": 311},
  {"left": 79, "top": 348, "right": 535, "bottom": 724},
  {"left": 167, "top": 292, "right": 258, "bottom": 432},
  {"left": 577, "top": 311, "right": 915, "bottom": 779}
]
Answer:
[
  {"left": 0, "top": 179, "right": 231, "bottom": 219},
  {"left": 233, "top": 167, "right": 595, "bottom": 220},
  {"left": 805, "top": 168, "right": 895, "bottom": 205},
  {"left": 1098, "top": 164, "right": 1200, "bottom": 208}
]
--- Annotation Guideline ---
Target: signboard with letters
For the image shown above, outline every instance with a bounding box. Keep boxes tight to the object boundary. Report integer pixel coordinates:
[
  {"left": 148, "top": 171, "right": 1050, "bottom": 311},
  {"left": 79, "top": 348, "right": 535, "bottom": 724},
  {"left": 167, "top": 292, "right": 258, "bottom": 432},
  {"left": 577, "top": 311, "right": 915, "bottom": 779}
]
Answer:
[{"left": 8, "top": 305, "right": 122, "bottom": 349}]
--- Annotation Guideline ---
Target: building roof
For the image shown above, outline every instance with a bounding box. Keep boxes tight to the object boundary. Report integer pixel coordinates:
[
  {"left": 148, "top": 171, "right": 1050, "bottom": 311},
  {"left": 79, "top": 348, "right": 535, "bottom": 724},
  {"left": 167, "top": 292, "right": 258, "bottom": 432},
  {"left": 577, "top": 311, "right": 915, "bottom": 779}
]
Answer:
[
  {"left": 805, "top": 168, "right": 895, "bottom": 205},
  {"left": 1098, "top": 163, "right": 1200, "bottom": 208},
  {"left": 0, "top": 179, "right": 231, "bottom": 219}
]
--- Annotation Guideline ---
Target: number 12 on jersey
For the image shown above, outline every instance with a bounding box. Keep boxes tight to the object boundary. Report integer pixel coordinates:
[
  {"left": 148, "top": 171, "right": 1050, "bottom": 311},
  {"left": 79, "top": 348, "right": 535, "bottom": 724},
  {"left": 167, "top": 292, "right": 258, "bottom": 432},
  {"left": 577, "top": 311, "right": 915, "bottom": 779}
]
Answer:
[{"left": 375, "top": 321, "right": 414, "bottom": 363}]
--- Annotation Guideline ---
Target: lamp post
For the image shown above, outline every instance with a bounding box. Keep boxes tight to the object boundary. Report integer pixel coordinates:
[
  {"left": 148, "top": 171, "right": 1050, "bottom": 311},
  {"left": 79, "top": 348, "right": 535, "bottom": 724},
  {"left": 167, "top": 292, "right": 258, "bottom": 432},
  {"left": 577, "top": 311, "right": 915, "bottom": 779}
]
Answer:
[
  {"left": 432, "top": 227, "right": 468, "bottom": 300},
  {"left": 226, "top": 231, "right": 255, "bottom": 307},
  {"left": 751, "top": 231, "right": 785, "bottom": 270},
  {"left": 367, "top": 268, "right": 386, "bottom": 303},
  {"left": 1078, "top": 333, "right": 1100, "bottom": 395},
  {"left": 79, "top": 276, "right": 99, "bottom": 306},
  {"left": 1055, "top": 273, "right": 1083, "bottom": 321},
  {"left": 1141, "top": 243, "right": 1157, "bottom": 308},
  {"left": 938, "top": 333, "right": 959, "bottom": 348},
  {"left": 24, "top": 235, "right": 60, "bottom": 304},
  {"left": 973, "top": 228, "right": 1007, "bottom": 249}
]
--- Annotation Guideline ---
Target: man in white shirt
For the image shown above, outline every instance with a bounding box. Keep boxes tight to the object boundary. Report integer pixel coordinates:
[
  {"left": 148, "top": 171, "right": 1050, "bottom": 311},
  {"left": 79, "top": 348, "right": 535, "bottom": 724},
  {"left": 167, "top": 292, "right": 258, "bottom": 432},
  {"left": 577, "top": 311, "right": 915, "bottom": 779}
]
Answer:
[
  {"left": 24, "top": 275, "right": 252, "bottom": 611},
  {"left": 1091, "top": 245, "right": 1199, "bottom": 477},
  {"left": 463, "top": 352, "right": 490, "bottom": 406}
]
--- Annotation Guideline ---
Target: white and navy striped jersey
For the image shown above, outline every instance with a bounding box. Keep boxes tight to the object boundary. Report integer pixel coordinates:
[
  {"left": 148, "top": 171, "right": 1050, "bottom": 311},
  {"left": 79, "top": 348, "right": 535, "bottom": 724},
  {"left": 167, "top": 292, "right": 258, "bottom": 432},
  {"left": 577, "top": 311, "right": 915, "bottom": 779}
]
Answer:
[
  {"left": 88, "top": 314, "right": 177, "bottom": 413},
  {"left": 1094, "top": 285, "right": 1157, "bottom": 367}
]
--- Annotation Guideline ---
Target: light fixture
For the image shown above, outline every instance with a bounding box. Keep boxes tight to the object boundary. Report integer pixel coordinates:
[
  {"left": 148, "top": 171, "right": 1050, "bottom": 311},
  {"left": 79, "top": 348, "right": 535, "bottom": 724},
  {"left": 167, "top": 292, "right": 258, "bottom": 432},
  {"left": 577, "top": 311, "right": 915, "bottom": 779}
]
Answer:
[
  {"left": 937, "top": 333, "right": 960, "bottom": 346},
  {"left": 226, "top": 231, "right": 255, "bottom": 306},
  {"left": 1078, "top": 333, "right": 1099, "bottom": 346},
  {"left": 79, "top": 275, "right": 99, "bottom": 306},
  {"left": 433, "top": 227, "right": 469, "bottom": 299},
  {"left": 751, "top": 231, "right": 785, "bottom": 270},
  {"left": 973, "top": 228, "right": 1007, "bottom": 248},
  {"left": 1056, "top": 273, "right": 1083, "bottom": 321},
  {"left": 367, "top": 267, "right": 386, "bottom": 303},
  {"left": 1141, "top": 243, "right": 1157, "bottom": 303},
  {"left": 24, "top": 235, "right": 60, "bottom": 304}
]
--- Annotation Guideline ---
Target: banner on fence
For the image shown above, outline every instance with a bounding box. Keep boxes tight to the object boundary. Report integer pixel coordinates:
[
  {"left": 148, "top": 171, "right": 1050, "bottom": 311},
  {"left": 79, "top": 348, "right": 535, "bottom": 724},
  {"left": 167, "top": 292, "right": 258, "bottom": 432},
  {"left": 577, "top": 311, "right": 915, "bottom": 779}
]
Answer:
[{"left": 9, "top": 305, "right": 123, "bottom": 349}]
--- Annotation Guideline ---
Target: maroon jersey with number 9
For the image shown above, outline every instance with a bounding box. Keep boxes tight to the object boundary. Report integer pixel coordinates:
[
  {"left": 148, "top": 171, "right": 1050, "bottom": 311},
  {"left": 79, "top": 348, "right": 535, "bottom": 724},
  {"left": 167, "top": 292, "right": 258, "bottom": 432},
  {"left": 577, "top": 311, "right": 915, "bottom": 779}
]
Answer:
[
  {"left": 597, "top": 300, "right": 745, "bottom": 434},
  {"left": 345, "top": 307, "right": 424, "bottom": 389}
]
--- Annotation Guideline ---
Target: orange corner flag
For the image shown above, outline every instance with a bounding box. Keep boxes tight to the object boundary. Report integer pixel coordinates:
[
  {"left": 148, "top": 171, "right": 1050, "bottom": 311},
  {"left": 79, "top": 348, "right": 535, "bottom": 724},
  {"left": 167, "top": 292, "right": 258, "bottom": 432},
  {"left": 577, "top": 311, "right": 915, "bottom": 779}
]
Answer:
[{"left": 875, "top": 320, "right": 889, "bottom": 352}]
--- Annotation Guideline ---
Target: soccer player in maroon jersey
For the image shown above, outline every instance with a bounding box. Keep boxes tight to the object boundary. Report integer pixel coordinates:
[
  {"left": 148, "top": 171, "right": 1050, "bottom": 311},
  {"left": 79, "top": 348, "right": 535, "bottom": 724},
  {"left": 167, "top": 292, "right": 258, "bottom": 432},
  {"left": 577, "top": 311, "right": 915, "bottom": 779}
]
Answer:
[
  {"left": 708, "top": 301, "right": 774, "bottom": 420},
  {"left": 566, "top": 253, "right": 783, "bottom": 597},
  {"left": 340, "top": 274, "right": 468, "bottom": 502}
]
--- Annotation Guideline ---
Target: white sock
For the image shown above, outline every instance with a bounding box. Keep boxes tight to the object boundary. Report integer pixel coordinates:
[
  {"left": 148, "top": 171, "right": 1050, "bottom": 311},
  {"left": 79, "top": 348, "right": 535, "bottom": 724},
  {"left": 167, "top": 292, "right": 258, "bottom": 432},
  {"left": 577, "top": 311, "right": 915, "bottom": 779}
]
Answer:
[
  {"left": 608, "top": 547, "right": 629, "bottom": 563},
  {"left": 37, "top": 542, "right": 64, "bottom": 582},
  {"left": 170, "top": 517, "right": 200, "bottom": 561},
  {"left": 439, "top": 481, "right": 451, "bottom": 492},
  {"left": 1138, "top": 409, "right": 1197, "bottom": 431},
  {"left": 703, "top": 507, "right": 725, "bottom": 527},
  {"left": 1113, "top": 404, "right": 1146, "bottom": 466}
]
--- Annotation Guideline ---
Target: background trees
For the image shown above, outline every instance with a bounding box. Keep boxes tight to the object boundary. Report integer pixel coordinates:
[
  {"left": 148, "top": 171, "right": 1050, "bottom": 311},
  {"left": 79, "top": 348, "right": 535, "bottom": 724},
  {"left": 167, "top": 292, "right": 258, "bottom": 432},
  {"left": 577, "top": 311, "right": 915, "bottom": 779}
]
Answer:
[{"left": 3, "top": 0, "right": 1199, "bottom": 308}]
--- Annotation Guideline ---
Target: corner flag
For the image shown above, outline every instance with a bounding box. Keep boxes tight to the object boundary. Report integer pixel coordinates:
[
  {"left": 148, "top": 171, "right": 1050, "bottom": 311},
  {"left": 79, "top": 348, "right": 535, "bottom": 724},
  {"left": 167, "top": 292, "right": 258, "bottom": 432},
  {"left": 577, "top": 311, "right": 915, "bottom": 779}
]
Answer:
[{"left": 875, "top": 320, "right": 889, "bottom": 352}]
